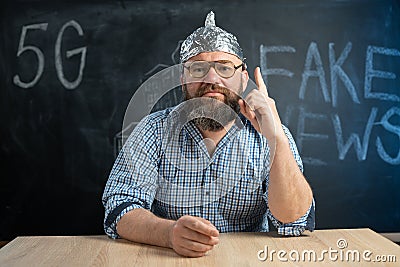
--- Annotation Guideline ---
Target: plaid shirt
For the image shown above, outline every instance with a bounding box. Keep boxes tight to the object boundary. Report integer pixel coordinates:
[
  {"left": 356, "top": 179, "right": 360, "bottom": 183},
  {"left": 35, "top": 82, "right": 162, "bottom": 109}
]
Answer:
[{"left": 102, "top": 107, "right": 315, "bottom": 239}]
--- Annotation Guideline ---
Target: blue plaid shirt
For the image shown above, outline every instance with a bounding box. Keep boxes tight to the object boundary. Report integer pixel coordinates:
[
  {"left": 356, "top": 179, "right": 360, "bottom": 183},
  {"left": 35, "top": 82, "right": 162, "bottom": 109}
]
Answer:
[{"left": 102, "top": 107, "right": 315, "bottom": 239}]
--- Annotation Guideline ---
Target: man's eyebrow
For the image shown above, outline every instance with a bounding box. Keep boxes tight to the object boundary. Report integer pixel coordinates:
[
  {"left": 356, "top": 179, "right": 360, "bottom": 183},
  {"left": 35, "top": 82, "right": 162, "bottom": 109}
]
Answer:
[{"left": 215, "top": 60, "right": 233, "bottom": 63}]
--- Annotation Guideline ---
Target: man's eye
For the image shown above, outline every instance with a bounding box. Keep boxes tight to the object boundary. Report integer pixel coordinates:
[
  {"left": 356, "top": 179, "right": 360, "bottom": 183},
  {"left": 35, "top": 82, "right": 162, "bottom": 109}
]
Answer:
[
  {"left": 192, "top": 67, "right": 206, "bottom": 73},
  {"left": 218, "top": 65, "right": 233, "bottom": 72}
]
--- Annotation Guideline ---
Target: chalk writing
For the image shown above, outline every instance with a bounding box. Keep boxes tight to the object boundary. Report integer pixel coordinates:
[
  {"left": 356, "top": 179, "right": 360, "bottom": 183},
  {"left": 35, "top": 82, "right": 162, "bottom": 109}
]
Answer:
[
  {"left": 261, "top": 42, "right": 400, "bottom": 165},
  {"left": 299, "top": 42, "right": 330, "bottom": 103},
  {"left": 296, "top": 107, "right": 329, "bottom": 165},
  {"left": 55, "top": 20, "right": 87, "bottom": 90},
  {"left": 259, "top": 45, "right": 296, "bottom": 80},
  {"left": 331, "top": 108, "right": 377, "bottom": 161},
  {"left": 364, "top": 45, "right": 400, "bottom": 102},
  {"left": 13, "top": 20, "right": 86, "bottom": 90},
  {"left": 329, "top": 42, "right": 360, "bottom": 108},
  {"left": 143, "top": 41, "right": 183, "bottom": 110},
  {"left": 285, "top": 105, "right": 399, "bottom": 165},
  {"left": 376, "top": 107, "right": 400, "bottom": 164},
  {"left": 13, "top": 23, "right": 48, "bottom": 88}
]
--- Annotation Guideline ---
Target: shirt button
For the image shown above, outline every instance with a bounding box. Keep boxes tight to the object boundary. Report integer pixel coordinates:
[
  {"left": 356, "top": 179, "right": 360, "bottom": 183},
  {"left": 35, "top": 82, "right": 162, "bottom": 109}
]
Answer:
[{"left": 205, "top": 191, "right": 210, "bottom": 196}]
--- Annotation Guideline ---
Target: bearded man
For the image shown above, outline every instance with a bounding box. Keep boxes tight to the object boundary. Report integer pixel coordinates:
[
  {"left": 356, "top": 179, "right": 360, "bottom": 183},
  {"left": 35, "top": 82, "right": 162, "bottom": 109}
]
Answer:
[{"left": 103, "top": 11, "right": 315, "bottom": 257}]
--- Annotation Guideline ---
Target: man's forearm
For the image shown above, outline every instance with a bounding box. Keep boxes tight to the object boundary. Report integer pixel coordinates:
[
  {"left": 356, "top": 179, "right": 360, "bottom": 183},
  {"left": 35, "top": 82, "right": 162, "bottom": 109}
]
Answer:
[
  {"left": 116, "top": 208, "right": 219, "bottom": 257},
  {"left": 117, "top": 208, "right": 174, "bottom": 248},
  {"left": 268, "top": 134, "right": 313, "bottom": 223}
]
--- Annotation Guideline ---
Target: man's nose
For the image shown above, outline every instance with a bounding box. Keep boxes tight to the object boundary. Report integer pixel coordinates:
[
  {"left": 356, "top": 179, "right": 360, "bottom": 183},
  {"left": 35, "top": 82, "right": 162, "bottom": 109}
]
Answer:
[{"left": 203, "top": 66, "right": 222, "bottom": 84}]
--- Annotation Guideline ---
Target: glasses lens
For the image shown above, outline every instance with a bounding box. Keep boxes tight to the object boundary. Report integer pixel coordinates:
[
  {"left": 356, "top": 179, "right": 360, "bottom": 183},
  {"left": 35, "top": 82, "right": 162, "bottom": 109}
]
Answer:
[
  {"left": 215, "top": 62, "right": 235, "bottom": 78},
  {"left": 190, "top": 61, "right": 210, "bottom": 78},
  {"left": 188, "top": 61, "right": 238, "bottom": 78}
]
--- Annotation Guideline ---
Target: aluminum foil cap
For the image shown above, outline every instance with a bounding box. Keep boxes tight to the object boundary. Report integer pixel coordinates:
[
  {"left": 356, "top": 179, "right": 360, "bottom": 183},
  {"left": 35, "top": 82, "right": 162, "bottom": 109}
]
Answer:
[{"left": 180, "top": 11, "right": 244, "bottom": 62}]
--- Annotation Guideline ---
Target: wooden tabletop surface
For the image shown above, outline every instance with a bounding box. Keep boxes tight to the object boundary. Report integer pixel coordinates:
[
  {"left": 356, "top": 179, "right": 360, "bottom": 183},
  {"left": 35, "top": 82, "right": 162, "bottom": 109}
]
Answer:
[{"left": 0, "top": 228, "right": 399, "bottom": 266}]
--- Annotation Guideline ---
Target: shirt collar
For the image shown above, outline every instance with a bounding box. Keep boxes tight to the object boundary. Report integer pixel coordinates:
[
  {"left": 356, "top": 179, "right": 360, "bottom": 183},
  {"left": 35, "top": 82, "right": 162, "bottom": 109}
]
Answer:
[{"left": 183, "top": 114, "right": 247, "bottom": 159}]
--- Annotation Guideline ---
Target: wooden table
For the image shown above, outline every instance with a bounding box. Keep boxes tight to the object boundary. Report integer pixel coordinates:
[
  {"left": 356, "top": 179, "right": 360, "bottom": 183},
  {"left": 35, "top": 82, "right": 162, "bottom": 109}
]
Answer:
[{"left": 0, "top": 228, "right": 399, "bottom": 266}]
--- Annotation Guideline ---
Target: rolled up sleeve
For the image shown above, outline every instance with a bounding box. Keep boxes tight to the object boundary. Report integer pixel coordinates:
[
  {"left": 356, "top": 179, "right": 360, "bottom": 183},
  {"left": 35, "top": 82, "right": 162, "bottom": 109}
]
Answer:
[
  {"left": 102, "top": 118, "right": 159, "bottom": 239},
  {"left": 267, "top": 198, "right": 315, "bottom": 236}
]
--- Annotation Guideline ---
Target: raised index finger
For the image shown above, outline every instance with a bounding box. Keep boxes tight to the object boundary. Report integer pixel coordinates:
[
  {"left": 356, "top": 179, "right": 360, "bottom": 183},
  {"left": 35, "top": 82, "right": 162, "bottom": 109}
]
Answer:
[{"left": 254, "top": 67, "right": 268, "bottom": 96}]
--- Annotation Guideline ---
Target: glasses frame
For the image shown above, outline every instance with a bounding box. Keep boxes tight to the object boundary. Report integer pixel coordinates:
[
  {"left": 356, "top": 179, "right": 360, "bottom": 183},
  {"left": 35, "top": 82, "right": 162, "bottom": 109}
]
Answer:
[{"left": 183, "top": 60, "right": 246, "bottom": 79}]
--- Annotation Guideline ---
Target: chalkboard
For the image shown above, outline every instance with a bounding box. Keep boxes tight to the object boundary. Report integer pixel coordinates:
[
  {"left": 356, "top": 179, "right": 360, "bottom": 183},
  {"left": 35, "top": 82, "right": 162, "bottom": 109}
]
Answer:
[{"left": 0, "top": 0, "right": 399, "bottom": 241}]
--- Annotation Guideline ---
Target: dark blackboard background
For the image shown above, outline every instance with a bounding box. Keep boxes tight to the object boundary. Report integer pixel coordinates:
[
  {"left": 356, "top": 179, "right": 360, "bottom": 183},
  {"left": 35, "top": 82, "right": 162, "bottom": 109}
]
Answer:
[{"left": 0, "top": 0, "right": 399, "bottom": 240}]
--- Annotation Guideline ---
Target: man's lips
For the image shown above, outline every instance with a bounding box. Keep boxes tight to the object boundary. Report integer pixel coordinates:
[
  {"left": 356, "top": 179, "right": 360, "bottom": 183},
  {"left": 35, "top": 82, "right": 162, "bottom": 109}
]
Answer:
[{"left": 202, "top": 92, "right": 225, "bottom": 97}]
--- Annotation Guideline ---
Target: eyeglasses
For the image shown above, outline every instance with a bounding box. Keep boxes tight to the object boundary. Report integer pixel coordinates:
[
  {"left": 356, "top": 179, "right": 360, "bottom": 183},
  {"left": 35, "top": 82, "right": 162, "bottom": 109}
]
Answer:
[{"left": 184, "top": 60, "right": 245, "bottom": 78}]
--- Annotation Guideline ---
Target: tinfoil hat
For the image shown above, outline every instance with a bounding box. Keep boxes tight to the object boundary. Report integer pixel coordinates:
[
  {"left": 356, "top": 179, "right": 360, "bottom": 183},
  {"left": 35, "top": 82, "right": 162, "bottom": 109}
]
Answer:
[{"left": 180, "top": 11, "right": 244, "bottom": 63}]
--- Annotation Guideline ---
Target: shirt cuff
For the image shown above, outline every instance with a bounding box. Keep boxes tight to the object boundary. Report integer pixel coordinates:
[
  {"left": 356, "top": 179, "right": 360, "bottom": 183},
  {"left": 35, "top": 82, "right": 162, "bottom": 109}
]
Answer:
[
  {"left": 104, "top": 202, "right": 143, "bottom": 239},
  {"left": 268, "top": 198, "right": 315, "bottom": 236}
]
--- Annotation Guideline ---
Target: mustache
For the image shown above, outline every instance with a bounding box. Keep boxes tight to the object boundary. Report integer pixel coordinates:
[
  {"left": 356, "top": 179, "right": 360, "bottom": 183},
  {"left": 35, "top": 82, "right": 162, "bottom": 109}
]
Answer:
[{"left": 197, "top": 84, "right": 235, "bottom": 97}]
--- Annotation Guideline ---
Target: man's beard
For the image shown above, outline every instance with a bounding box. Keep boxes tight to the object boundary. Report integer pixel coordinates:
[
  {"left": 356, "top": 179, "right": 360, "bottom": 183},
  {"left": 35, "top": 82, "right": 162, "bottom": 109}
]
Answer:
[{"left": 183, "top": 83, "right": 242, "bottom": 132}]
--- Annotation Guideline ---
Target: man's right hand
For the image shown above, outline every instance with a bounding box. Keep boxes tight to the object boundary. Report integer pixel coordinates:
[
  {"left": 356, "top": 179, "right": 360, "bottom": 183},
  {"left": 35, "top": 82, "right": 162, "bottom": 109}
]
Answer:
[{"left": 168, "top": 215, "right": 220, "bottom": 257}]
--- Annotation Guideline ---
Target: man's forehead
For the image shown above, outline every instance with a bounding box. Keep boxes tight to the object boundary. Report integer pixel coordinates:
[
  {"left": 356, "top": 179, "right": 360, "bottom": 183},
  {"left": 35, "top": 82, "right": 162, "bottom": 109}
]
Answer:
[{"left": 187, "top": 51, "right": 242, "bottom": 63}]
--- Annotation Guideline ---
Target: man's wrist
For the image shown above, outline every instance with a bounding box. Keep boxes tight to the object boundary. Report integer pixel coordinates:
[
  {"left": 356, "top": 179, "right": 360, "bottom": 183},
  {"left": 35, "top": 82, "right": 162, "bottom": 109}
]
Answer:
[
  {"left": 167, "top": 220, "right": 176, "bottom": 249},
  {"left": 275, "top": 130, "right": 289, "bottom": 145}
]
